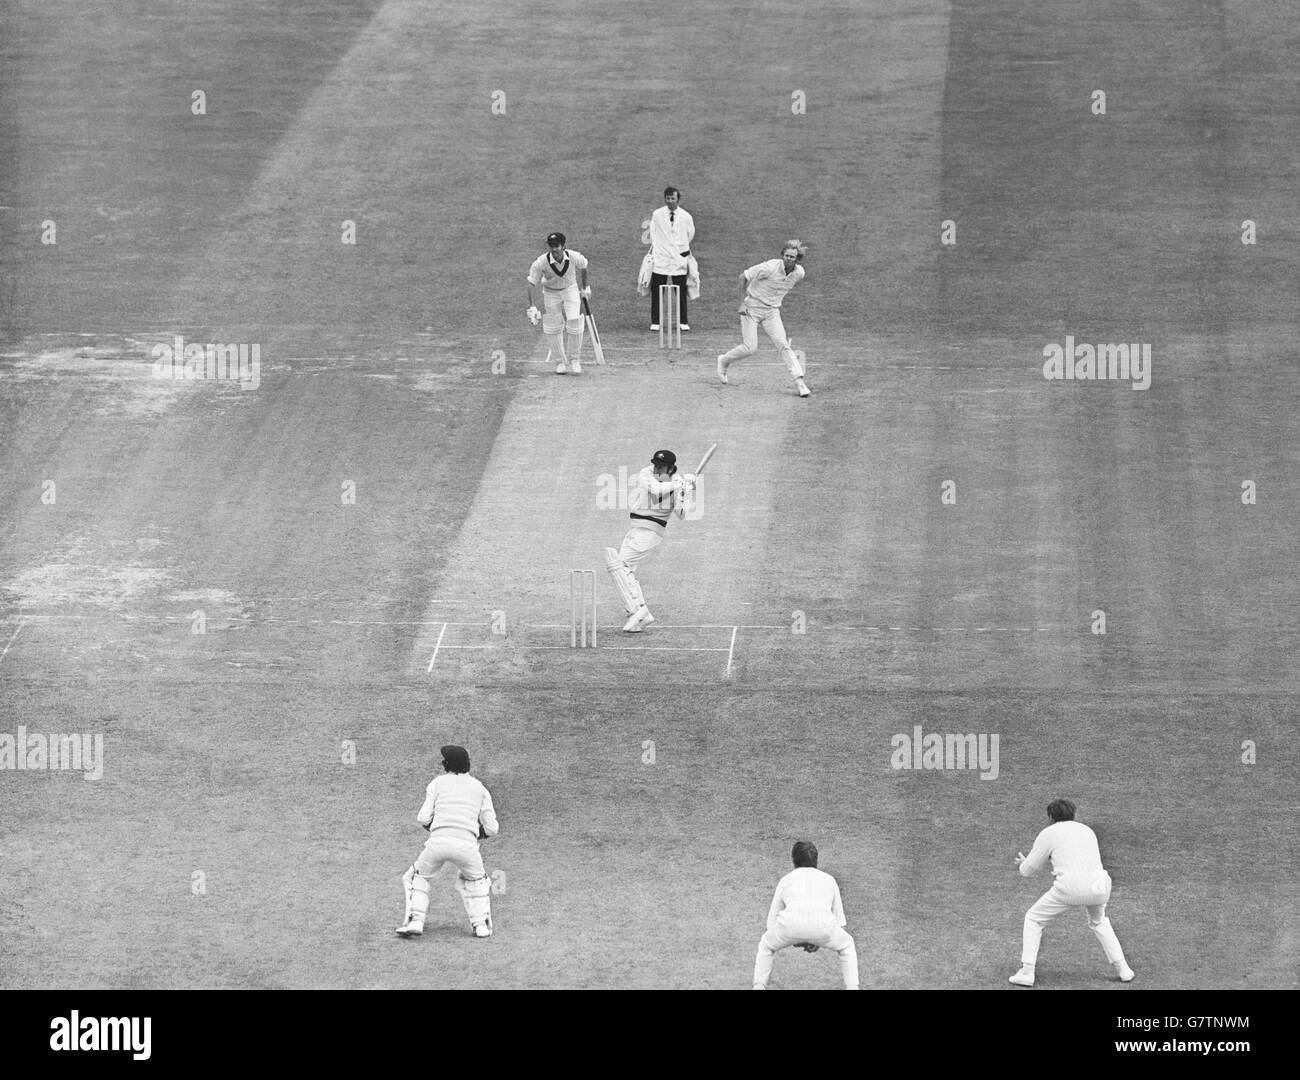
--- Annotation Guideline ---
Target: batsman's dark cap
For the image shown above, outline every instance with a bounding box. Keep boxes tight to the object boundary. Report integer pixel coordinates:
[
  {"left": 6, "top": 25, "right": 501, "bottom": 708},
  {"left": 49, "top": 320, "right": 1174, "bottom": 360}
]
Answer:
[
  {"left": 441, "top": 745, "right": 471, "bottom": 773},
  {"left": 651, "top": 450, "right": 677, "bottom": 469},
  {"left": 546, "top": 232, "right": 566, "bottom": 247}
]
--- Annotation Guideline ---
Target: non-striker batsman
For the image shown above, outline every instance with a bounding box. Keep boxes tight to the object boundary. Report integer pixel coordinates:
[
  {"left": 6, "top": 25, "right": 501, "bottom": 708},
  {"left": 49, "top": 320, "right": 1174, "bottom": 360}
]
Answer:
[{"left": 526, "top": 232, "right": 591, "bottom": 375}]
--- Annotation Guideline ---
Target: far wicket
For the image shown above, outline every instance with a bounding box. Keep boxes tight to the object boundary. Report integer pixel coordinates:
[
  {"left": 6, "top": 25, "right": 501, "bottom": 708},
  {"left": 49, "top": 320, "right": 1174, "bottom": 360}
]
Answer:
[
  {"left": 569, "top": 569, "right": 596, "bottom": 647},
  {"left": 658, "top": 283, "right": 681, "bottom": 349}
]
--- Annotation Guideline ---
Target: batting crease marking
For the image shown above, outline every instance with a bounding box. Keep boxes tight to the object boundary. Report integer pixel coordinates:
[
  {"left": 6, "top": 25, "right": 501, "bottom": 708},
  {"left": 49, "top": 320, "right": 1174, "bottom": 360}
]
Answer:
[{"left": 426, "top": 623, "right": 448, "bottom": 672}]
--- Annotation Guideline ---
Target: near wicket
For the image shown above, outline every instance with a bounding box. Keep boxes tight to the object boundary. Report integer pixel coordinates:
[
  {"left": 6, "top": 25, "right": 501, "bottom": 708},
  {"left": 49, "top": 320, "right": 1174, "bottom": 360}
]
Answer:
[
  {"left": 569, "top": 569, "right": 596, "bottom": 647},
  {"left": 658, "top": 283, "right": 681, "bottom": 349}
]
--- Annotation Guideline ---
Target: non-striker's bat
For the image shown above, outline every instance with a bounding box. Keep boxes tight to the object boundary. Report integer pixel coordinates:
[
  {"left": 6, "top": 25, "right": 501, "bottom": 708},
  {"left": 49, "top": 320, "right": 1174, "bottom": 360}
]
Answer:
[{"left": 582, "top": 297, "right": 605, "bottom": 364}]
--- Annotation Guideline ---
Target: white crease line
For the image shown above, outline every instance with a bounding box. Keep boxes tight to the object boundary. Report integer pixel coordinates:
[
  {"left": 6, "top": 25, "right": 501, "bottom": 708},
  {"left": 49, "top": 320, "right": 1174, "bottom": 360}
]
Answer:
[
  {"left": 599, "top": 646, "right": 730, "bottom": 653},
  {"left": 459, "top": 645, "right": 734, "bottom": 653},
  {"left": 431, "top": 644, "right": 730, "bottom": 654},
  {"left": 0, "top": 616, "right": 1069, "bottom": 633},
  {"left": 0, "top": 614, "right": 470, "bottom": 626},
  {"left": 725, "top": 626, "right": 738, "bottom": 678},
  {"left": 0, "top": 621, "right": 24, "bottom": 665},
  {"left": 426, "top": 623, "right": 447, "bottom": 672}
]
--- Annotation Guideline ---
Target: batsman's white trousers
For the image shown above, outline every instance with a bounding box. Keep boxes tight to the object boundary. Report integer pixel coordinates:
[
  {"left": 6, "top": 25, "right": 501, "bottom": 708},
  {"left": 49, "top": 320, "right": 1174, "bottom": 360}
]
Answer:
[
  {"left": 541, "top": 286, "right": 582, "bottom": 332},
  {"left": 617, "top": 525, "right": 663, "bottom": 568},
  {"left": 1021, "top": 870, "right": 1128, "bottom": 967},
  {"left": 414, "top": 832, "right": 486, "bottom": 882},
  {"left": 753, "top": 914, "right": 859, "bottom": 989},
  {"left": 722, "top": 307, "right": 804, "bottom": 378}
]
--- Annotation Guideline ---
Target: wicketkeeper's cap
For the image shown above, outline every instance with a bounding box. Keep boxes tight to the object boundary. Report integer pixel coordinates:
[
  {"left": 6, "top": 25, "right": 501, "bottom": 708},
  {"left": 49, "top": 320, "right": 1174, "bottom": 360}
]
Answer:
[
  {"left": 441, "top": 745, "right": 471, "bottom": 773},
  {"left": 546, "top": 232, "right": 566, "bottom": 247},
  {"left": 651, "top": 450, "right": 677, "bottom": 471}
]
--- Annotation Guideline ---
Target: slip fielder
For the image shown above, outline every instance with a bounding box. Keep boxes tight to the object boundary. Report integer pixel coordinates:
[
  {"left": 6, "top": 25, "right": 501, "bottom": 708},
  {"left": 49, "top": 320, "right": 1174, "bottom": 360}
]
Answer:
[
  {"left": 1009, "top": 798, "right": 1135, "bottom": 986},
  {"left": 604, "top": 449, "right": 696, "bottom": 633},
  {"left": 526, "top": 231, "right": 591, "bottom": 375},
  {"left": 396, "top": 744, "right": 499, "bottom": 939},
  {"left": 717, "top": 239, "right": 812, "bottom": 397},
  {"left": 753, "top": 841, "right": 859, "bottom": 990}
]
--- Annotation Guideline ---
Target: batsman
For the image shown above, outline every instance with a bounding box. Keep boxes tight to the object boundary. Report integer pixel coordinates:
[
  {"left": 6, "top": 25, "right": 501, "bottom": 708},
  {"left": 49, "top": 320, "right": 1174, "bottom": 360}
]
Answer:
[
  {"left": 605, "top": 444, "right": 715, "bottom": 633},
  {"left": 526, "top": 231, "right": 591, "bottom": 375}
]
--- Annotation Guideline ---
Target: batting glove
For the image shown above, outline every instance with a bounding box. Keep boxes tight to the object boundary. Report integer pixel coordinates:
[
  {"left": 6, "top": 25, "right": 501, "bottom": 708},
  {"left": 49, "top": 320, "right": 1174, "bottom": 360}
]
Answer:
[{"left": 527, "top": 305, "right": 541, "bottom": 325}]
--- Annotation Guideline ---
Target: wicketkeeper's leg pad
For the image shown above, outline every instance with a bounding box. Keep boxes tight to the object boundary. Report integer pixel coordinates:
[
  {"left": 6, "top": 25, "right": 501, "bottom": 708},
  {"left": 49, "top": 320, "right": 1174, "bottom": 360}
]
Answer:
[
  {"left": 402, "top": 865, "right": 432, "bottom": 926},
  {"left": 455, "top": 873, "right": 492, "bottom": 927}
]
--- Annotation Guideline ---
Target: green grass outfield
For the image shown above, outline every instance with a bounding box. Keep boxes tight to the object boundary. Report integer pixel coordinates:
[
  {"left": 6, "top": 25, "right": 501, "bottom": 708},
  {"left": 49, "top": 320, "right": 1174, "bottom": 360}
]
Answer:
[{"left": 0, "top": 0, "right": 1296, "bottom": 989}]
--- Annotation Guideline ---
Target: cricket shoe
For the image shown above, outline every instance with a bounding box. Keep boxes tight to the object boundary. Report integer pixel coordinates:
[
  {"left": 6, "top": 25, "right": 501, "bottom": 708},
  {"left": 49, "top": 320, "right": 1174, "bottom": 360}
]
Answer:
[
  {"left": 1008, "top": 966, "right": 1035, "bottom": 987},
  {"left": 570, "top": 358, "right": 583, "bottom": 374},
  {"left": 650, "top": 323, "right": 660, "bottom": 331},
  {"left": 796, "top": 378, "right": 812, "bottom": 397},
  {"left": 555, "top": 360, "right": 568, "bottom": 374},
  {"left": 473, "top": 918, "right": 493, "bottom": 938},
  {"left": 622, "top": 606, "right": 653, "bottom": 633},
  {"left": 716, "top": 355, "right": 729, "bottom": 385},
  {"left": 1114, "top": 963, "right": 1135, "bottom": 983},
  {"left": 680, "top": 323, "right": 690, "bottom": 331},
  {"left": 395, "top": 919, "right": 424, "bottom": 937}
]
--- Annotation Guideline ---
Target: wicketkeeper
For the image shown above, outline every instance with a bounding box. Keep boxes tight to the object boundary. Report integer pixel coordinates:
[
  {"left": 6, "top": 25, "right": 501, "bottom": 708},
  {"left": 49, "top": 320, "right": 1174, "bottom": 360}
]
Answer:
[{"left": 396, "top": 744, "right": 499, "bottom": 939}]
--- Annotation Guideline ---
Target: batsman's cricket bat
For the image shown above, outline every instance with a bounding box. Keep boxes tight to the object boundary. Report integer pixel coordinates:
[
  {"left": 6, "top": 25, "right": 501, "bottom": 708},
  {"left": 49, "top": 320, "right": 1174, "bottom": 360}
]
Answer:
[
  {"left": 582, "top": 297, "right": 606, "bottom": 364},
  {"left": 694, "top": 443, "right": 718, "bottom": 476}
]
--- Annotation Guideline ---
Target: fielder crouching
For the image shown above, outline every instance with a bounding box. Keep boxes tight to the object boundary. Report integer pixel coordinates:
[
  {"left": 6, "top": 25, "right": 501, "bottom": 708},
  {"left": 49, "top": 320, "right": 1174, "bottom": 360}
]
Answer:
[
  {"left": 397, "top": 744, "right": 499, "bottom": 939},
  {"left": 753, "top": 841, "right": 859, "bottom": 990}
]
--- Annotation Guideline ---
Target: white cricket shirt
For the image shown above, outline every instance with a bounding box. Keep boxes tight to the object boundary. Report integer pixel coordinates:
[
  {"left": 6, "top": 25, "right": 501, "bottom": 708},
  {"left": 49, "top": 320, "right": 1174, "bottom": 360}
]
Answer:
[
  {"left": 417, "top": 772, "right": 500, "bottom": 839},
  {"left": 527, "top": 249, "right": 588, "bottom": 291},
  {"left": 766, "top": 866, "right": 847, "bottom": 930},
  {"left": 627, "top": 465, "right": 683, "bottom": 531},
  {"left": 1019, "top": 820, "right": 1107, "bottom": 881},
  {"left": 743, "top": 258, "right": 805, "bottom": 310}
]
